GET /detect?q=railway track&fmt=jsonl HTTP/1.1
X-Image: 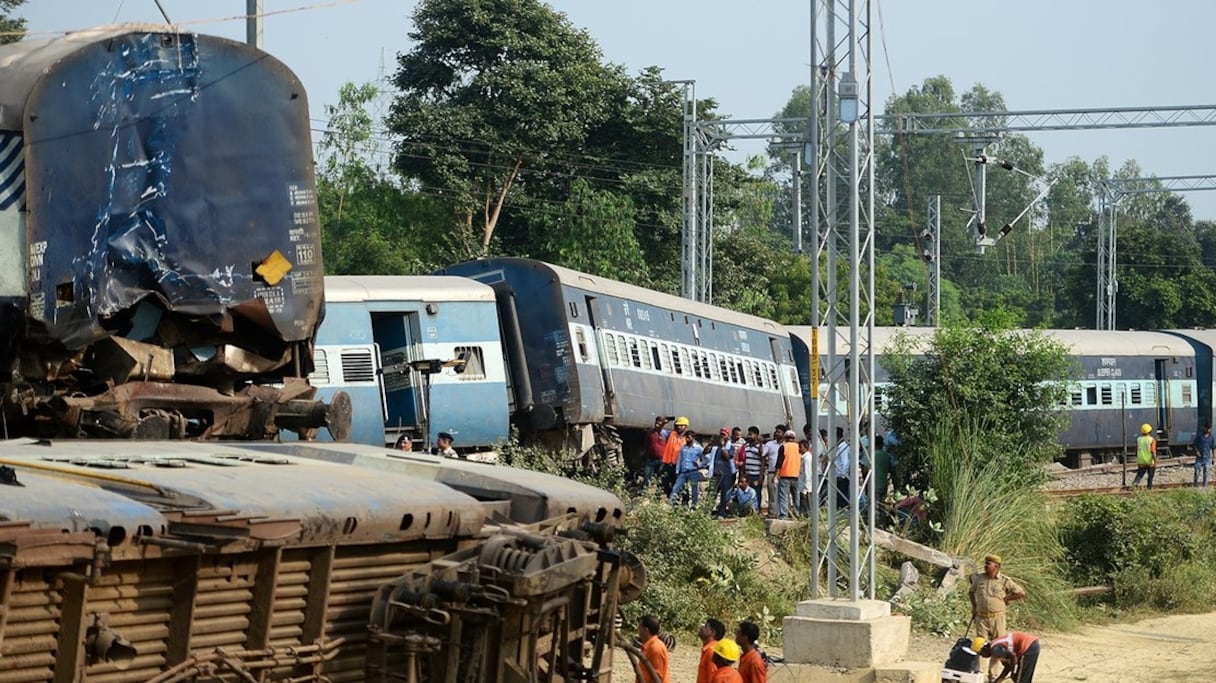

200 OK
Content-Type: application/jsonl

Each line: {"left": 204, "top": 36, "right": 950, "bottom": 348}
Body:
{"left": 1045, "top": 480, "right": 1199, "bottom": 497}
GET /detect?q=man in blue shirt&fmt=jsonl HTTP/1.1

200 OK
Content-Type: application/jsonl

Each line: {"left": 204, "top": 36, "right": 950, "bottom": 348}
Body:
{"left": 669, "top": 431, "right": 707, "bottom": 506}
{"left": 728, "top": 477, "right": 759, "bottom": 516}
{"left": 1194, "top": 423, "right": 1214, "bottom": 488}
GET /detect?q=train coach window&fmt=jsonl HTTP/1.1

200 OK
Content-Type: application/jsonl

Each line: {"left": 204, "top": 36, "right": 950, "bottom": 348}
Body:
{"left": 1085, "top": 386, "right": 1097, "bottom": 406}
{"left": 454, "top": 346, "right": 486, "bottom": 379}
{"left": 679, "top": 348, "right": 691, "bottom": 376}
{"left": 1183, "top": 384, "right": 1194, "bottom": 406}
{"left": 575, "top": 328, "right": 589, "bottom": 362}
{"left": 1130, "top": 384, "right": 1143, "bottom": 405}
{"left": 640, "top": 341, "right": 653, "bottom": 370}
{"left": 719, "top": 357, "right": 730, "bottom": 380}
{"left": 768, "top": 365, "right": 779, "bottom": 390}
{"left": 604, "top": 334, "right": 620, "bottom": 366}
{"left": 569, "top": 301, "right": 579, "bottom": 318}
{"left": 735, "top": 362, "right": 744, "bottom": 384}
{"left": 1100, "top": 385, "right": 1112, "bottom": 406}
{"left": 671, "top": 347, "right": 683, "bottom": 375}
{"left": 753, "top": 363, "right": 764, "bottom": 387}
{"left": 651, "top": 345, "right": 663, "bottom": 370}
{"left": 629, "top": 339, "right": 642, "bottom": 368}
{"left": 1070, "top": 388, "right": 1083, "bottom": 406}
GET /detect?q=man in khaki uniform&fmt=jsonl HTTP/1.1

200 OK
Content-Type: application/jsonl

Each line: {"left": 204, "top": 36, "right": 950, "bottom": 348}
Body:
{"left": 969, "top": 554, "right": 1026, "bottom": 682}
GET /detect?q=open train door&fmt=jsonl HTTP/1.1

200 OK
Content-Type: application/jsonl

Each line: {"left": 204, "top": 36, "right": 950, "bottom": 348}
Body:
{"left": 1155, "top": 357, "right": 1172, "bottom": 449}
{"left": 372, "top": 312, "right": 424, "bottom": 443}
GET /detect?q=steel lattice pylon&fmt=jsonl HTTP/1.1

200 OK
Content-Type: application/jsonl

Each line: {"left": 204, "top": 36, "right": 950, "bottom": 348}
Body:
{"left": 1095, "top": 174, "right": 1216, "bottom": 330}
{"left": 806, "top": 0, "right": 876, "bottom": 602}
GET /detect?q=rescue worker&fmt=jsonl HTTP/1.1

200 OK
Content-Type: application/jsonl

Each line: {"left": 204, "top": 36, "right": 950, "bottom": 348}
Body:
{"left": 980, "top": 631, "right": 1040, "bottom": 683}
{"left": 775, "top": 431, "right": 801, "bottom": 518}
{"left": 660, "top": 417, "right": 690, "bottom": 497}
{"left": 735, "top": 621, "right": 766, "bottom": 683}
{"left": 697, "top": 618, "right": 726, "bottom": 683}
{"left": 969, "top": 554, "right": 1026, "bottom": 683}
{"left": 709, "top": 638, "right": 744, "bottom": 683}
{"left": 636, "top": 614, "right": 669, "bottom": 683}
{"left": 1131, "top": 423, "right": 1157, "bottom": 489}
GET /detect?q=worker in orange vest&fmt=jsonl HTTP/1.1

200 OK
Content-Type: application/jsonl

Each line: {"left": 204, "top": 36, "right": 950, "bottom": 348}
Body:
{"left": 775, "top": 432, "right": 801, "bottom": 518}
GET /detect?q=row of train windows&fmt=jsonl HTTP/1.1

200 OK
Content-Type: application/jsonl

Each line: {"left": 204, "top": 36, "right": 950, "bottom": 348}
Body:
{"left": 599, "top": 330, "right": 782, "bottom": 390}
{"left": 309, "top": 345, "right": 487, "bottom": 385}
{"left": 1068, "top": 382, "right": 1176, "bottom": 407}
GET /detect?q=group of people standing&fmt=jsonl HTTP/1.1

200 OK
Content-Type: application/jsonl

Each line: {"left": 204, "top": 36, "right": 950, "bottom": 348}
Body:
{"left": 643, "top": 416, "right": 897, "bottom": 518}
{"left": 635, "top": 614, "right": 768, "bottom": 683}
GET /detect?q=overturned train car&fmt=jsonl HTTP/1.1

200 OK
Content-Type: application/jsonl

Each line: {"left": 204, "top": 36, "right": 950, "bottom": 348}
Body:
{"left": 0, "top": 27, "right": 347, "bottom": 441}
{"left": 0, "top": 439, "right": 636, "bottom": 682}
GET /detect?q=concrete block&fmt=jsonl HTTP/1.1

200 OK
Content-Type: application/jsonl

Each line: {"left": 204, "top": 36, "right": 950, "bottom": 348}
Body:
{"left": 940, "top": 669, "right": 984, "bottom": 683}
{"left": 874, "top": 661, "right": 943, "bottom": 683}
{"left": 783, "top": 613, "right": 911, "bottom": 668}
{"left": 795, "top": 598, "right": 892, "bottom": 621}
{"left": 768, "top": 662, "right": 874, "bottom": 683}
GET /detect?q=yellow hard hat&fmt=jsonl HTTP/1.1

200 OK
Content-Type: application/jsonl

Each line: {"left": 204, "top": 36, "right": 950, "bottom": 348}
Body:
{"left": 1141, "top": 423, "right": 1152, "bottom": 434}
{"left": 971, "top": 637, "right": 986, "bottom": 653}
{"left": 712, "top": 637, "right": 741, "bottom": 663}
{"left": 675, "top": 416, "right": 690, "bottom": 427}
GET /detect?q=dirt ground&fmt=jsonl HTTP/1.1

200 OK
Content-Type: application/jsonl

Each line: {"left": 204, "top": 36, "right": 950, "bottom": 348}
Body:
{"left": 612, "top": 610, "right": 1216, "bottom": 682}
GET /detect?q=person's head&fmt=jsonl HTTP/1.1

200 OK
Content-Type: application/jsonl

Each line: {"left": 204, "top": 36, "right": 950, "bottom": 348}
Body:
{"left": 1206, "top": 423, "right": 1212, "bottom": 434}
{"left": 394, "top": 434, "right": 412, "bottom": 451}
{"left": 710, "top": 434, "right": 724, "bottom": 448}
{"left": 639, "top": 614, "right": 660, "bottom": 641}
{"left": 684, "top": 430, "right": 697, "bottom": 445}
{"left": 836, "top": 426, "right": 845, "bottom": 440}
{"left": 981, "top": 643, "right": 1013, "bottom": 662}
{"left": 437, "top": 432, "right": 454, "bottom": 449}
{"left": 711, "top": 638, "right": 741, "bottom": 667}
{"left": 700, "top": 618, "right": 726, "bottom": 643}
{"left": 875, "top": 434, "right": 885, "bottom": 450}
{"left": 732, "top": 427, "right": 742, "bottom": 440}
{"left": 984, "top": 553, "right": 1002, "bottom": 577}
{"left": 799, "top": 439, "right": 810, "bottom": 454}
{"left": 736, "top": 477, "right": 751, "bottom": 490}
{"left": 674, "top": 416, "right": 690, "bottom": 433}
{"left": 654, "top": 416, "right": 666, "bottom": 430}
{"left": 803, "top": 423, "right": 812, "bottom": 438}
{"left": 785, "top": 431, "right": 797, "bottom": 443}
{"left": 1141, "top": 423, "right": 1153, "bottom": 435}
{"left": 747, "top": 426, "right": 760, "bottom": 441}
{"left": 819, "top": 428, "right": 828, "bottom": 442}
{"left": 774, "top": 425, "right": 787, "bottom": 439}
{"left": 735, "top": 621, "right": 760, "bottom": 651}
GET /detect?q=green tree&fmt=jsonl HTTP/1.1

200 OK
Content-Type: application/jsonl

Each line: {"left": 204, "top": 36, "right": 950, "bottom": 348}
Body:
{"left": 532, "top": 179, "right": 649, "bottom": 283}
{"left": 390, "top": 0, "right": 627, "bottom": 254}
{"left": 0, "top": 1, "right": 25, "bottom": 45}
{"left": 882, "top": 321, "right": 1073, "bottom": 484}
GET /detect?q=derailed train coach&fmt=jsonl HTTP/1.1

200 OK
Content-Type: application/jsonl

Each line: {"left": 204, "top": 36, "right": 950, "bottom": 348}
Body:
{"left": 438, "top": 258, "right": 805, "bottom": 466}
{"left": 790, "top": 325, "right": 1201, "bottom": 463}
{"left": 0, "top": 27, "right": 347, "bottom": 441}
{"left": 0, "top": 439, "right": 637, "bottom": 682}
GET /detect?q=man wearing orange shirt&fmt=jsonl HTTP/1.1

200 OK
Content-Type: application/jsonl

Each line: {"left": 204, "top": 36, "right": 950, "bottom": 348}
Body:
{"left": 660, "top": 417, "right": 689, "bottom": 497}
{"left": 735, "top": 621, "right": 766, "bottom": 683}
{"left": 709, "top": 638, "right": 744, "bottom": 683}
{"left": 697, "top": 618, "right": 726, "bottom": 683}
{"left": 636, "top": 614, "right": 669, "bottom": 683}
{"left": 980, "top": 631, "right": 1040, "bottom": 683}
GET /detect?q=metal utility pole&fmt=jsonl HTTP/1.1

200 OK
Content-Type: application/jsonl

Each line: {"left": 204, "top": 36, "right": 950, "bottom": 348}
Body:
{"left": 245, "top": 1, "right": 264, "bottom": 49}
{"left": 924, "top": 194, "right": 941, "bottom": 326}
{"left": 808, "top": 0, "right": 876, "bottom": 602}
{"left": 1095, "top": 174, "right": 1216, "bottom": 329}
{"left": 677, "top": 81, "right": 698, "bottom": 301}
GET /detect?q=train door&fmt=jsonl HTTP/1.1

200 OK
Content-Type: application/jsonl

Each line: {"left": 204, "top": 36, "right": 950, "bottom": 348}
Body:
{"left": 769, "top": 336, "right": 796, "bottom": 426}
{"left": 584, "top": 296, "right": 616, "bottom": 419}
{"left": 372, "top": 312, "right": 423, "bottom": 441}
{"left": 1155, "top": 358, "right": 1171, "bottom": 442}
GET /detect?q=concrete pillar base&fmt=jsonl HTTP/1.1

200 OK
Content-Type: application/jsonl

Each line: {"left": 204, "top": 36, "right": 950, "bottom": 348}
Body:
{"left": 782, "top": 599, "right": 911, "bottom": 668}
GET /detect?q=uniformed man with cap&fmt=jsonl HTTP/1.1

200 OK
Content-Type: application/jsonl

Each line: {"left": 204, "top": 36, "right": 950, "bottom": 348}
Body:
{"left": 969, "top": 553, "right": 1026, "bottom": 682}
{"left": 435, "top": 432, "right": 458, "bottom": 458}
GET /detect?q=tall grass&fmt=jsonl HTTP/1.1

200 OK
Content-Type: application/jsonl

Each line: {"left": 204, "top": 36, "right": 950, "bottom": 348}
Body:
{"left": 925, "top": 417, "right": 1079, "bottom": 631}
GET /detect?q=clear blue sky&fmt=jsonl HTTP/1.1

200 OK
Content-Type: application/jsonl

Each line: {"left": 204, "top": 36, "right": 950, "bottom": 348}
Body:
{"left": 24, "top": 0, "right": 1216, "bottom": 219}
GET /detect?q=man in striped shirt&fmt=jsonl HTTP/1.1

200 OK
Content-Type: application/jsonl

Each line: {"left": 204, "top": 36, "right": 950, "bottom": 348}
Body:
{"left": 741, "top": 426, "right": 766, "bottom": 510}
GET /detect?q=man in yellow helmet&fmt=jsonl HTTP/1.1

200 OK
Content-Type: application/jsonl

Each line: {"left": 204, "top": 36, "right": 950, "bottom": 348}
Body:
{"left": 709, "top": 638, "right": 743, "bottom": 683}
{"left": 1132, "top": 423, "right": 1157, "bottom": 489}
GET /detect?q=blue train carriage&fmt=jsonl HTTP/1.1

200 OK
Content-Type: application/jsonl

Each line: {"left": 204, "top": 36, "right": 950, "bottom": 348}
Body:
{"left": 1161, "top": 329, "right": 1216, "bottom": 442}
{"left": 1051, "top": 329, "right": 1197, "bottom": 462}
{"left": 308, "top": 276, "right": 509, "bottom": 450}
{"left": 438, "top": 258, "right": 804, "bottom": 467}
{"left": 0, "top": 26, "right": 345, "bottom": 440}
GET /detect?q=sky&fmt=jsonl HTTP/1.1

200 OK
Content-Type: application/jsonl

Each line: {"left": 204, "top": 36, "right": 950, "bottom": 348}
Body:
{"left": 23, "top": 0, "right": 1216, "bottom": 219}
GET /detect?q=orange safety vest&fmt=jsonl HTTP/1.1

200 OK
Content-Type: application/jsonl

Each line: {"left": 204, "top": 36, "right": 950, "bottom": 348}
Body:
{"left": 662, "top": 431, "right": 683, "bottom": 465}
{"left": 778, "top": 442, "right": 800, "bottom": 478}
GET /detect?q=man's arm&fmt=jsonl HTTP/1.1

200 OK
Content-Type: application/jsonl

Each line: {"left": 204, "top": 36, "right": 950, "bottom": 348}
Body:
{"left": 1006, "top": 578, "right": 1027, "bottom": 603}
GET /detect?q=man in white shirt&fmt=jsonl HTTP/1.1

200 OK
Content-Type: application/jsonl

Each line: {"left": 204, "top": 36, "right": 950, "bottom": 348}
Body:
{"left": 763, "top": 425, "right": 785, "bottom": 517}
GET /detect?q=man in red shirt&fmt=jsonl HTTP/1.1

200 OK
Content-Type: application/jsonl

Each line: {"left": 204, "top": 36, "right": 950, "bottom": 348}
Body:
{"left": 697, "top": 618, "right": 726, "bottom": 683}
{"left": 643, "top": 416, "right": 667, "bottom": 492}
{"left": 636, "top": 614, "right": 669, "bottom": 683}
{"left": 980, "top": 631, "right": 1040, "bottom": 683}
{"left": 735, "top": 621, "right": 766, "bottom": 683}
